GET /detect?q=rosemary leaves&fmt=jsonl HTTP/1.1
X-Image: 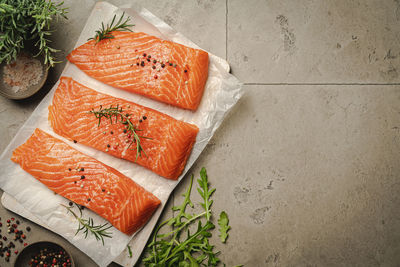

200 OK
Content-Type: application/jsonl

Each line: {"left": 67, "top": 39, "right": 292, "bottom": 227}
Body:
{"left": 89, "top": 105, "right": 151, "bottom": 161}
{"left": 88, "top": 12, "right": 134, "bottom": 44}
{"left": 62, "top": 204, "right": 112, "bottom": 245}
{"left": 0, "top": 0, "right": 68, "bottom": 66}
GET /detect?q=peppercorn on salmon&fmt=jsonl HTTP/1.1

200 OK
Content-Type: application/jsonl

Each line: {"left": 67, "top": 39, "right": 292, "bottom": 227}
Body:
{"left": 49, "top": 77, "right": 199, "bottom": 180}
{"left": 67, "top": 31, "right": 209, "bottom": 111}
{"left": 11, "top": 128, "right": 161, "bottom": 235}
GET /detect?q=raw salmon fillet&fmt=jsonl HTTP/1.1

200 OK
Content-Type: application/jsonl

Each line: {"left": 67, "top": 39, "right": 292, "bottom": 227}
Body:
{"left": 49, "top": 77, "right": 199, "bottom": 180}
{"left": 11, "top": 128, "right": 161, "bottom": 235}
{"left": 67, "top": 31, "right": 209, "bottom": 110}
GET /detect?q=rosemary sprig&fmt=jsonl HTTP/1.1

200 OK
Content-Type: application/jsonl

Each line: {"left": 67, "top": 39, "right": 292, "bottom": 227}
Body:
{"left": 89, "top": 104, "right": 151, "bottom": 161}
{"left": 127, "top": 245, "right": 133, "bottom": 258}
{"left": 62, "top": 204, "right": 112, "bottom": 245}
{"left": 88, "top": 12, "right": 133, "bottom": 44}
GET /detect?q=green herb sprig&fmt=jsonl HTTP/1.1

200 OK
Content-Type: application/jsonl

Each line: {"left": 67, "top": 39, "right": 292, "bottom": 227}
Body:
{"left": 127, "top": 245, "right": 133, "bottom": 258}
{"left": 143, "top": 167, "right": 235, "bottom": 267}
{"left": 88, "top": 12, "right": 133, "bottom": 44}
{"left": 218, "top": 211, "right": 230, "bottom": 243}
{"left": 0, "top": 0, "right": 68, "bottom": 66}
{"left": 89, "top": 104, "right": 151, "bottom": 161}
{"left": 62, "top": 204, "right": 112, "bottom": 245}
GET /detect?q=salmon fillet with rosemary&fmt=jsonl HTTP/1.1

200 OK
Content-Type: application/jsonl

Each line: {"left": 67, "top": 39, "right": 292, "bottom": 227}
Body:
{"left": 49, "top": 77, "right": 199, "bottom": 180}
{"left": 67, "top": 31, "right": 209, "bottom": 111}
{"left": 11, "top": 128, "right": 161, "bottom": 235}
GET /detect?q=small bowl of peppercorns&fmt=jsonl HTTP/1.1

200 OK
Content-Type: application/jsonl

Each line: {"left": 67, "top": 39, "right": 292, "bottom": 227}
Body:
{"left": 14, "top": 241, "right": 74, "bottom": 267}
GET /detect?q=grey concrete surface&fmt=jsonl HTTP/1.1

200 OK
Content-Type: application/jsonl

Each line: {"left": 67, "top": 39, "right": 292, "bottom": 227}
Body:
{"left": 1, "top": 0, "right": 400, "bottom": 266}
{"left": 228, "top": 0, "right": 400, "bottom": 84}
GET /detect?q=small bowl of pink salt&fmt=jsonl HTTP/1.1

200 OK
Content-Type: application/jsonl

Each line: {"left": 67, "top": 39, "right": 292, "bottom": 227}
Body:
{"left": 0, "top": 51, "right": 48, "bottom": 100}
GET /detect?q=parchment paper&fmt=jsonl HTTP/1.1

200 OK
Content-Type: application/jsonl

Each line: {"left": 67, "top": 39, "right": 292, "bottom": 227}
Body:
{"left": 0, "top": 2, "right": 242, "bottom": 266}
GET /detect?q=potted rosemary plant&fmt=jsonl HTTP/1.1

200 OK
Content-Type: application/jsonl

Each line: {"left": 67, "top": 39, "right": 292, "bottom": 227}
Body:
{"left": 0, "top": 0, "right": 67, "bottom": 99}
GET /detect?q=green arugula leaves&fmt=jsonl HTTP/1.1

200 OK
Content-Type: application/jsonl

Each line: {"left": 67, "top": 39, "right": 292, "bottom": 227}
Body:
{"left": 218, "top": 211, "right": 231, "bottom": 243}
{"left": 143, "top": 167, "right": 237, "bottom": 267}
{"left": 197, "top": 167, "right": 216, "bottom": 221}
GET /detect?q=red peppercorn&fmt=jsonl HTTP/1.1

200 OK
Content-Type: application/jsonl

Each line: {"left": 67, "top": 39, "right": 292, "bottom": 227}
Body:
{"left": 24, "top": 243, "right": 28, "bottom": 246}
{"left": 6, "top": 219, "right": 10, "bottom": 223}
{"left": 154, "top": 75, "right": 158, "bottom": 79}
{"left": 14, "top": 250, "right": 18, "bottom": 254}
{"left": 11, "top": 218, "right": 14, "bottom": 221}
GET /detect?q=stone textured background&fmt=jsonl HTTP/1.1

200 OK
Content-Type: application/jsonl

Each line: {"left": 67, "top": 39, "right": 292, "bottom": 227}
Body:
{"left": 1, "top": 0, "right": 399, "bottom": 266}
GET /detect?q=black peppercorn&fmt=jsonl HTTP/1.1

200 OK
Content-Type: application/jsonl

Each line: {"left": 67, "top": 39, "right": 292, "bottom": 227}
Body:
{"left": 73, "top": 140, "right": 77, "bottom": 143}
{"left": 81, "top": 175, "right": 85, "bottom": 179}
{"left": 143, "top": 116, "right": 147, "bottom": 120}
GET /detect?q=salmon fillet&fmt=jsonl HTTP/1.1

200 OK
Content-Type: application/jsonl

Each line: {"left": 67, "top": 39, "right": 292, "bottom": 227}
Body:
{"left": 11, "top": 128, "right": 161, "bottom": 235}
{"left": 67, "top": 31, "right": 209, "bottom": 111}
{"left": 49, "top": 77, "right": 199, "bottom": 180}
